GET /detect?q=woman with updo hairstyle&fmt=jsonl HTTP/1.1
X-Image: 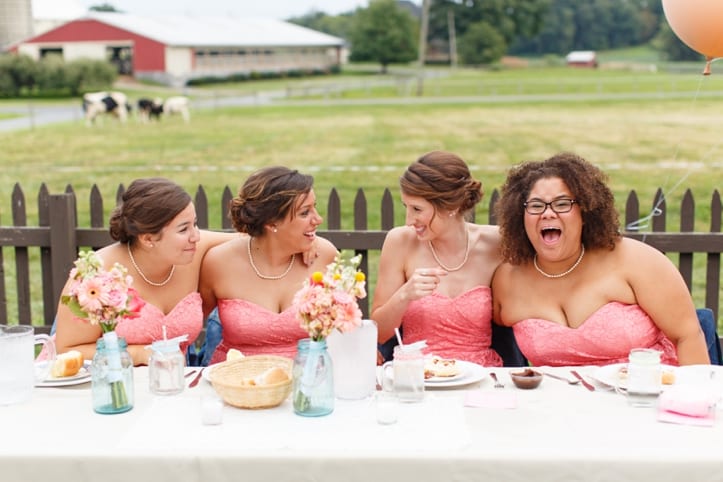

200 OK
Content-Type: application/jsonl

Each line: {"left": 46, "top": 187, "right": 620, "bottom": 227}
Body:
{"left": 54, "top": 177, "right": 238, "bottom": 366}
{"left": 200, "top": 166, "right": 338, "bottom": 363}
{"left": 372, "top": 151, "right": 505, "bottom": 366}
{"left": 492, "top": 152, "right": 709, "bottom": 366}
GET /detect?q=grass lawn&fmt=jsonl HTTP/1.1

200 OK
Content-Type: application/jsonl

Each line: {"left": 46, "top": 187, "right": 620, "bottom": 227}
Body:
{"left": 0, "top": 64, "right": 721, "bottom": 323}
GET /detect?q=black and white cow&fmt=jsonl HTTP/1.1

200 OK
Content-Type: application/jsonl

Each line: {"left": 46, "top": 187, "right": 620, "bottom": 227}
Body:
{"left": 137, "top": 98, "right": 164, "bottom": 123}
{"left": 82, "top": 91, "right": 130, "bottom": 125}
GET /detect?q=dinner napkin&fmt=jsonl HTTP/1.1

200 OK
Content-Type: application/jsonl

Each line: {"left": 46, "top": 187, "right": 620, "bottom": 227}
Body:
{"left": 657, "top": 387, "right": 716, "bottom": 427}
{"left": 464, "top": 390, "right": 517, "bottom": 409}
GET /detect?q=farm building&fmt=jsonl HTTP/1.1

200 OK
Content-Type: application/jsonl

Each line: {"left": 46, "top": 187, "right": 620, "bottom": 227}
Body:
{"left": 9, "top": 11, "right": 346, "bottom": 86}
{"left": 565, "top": 50, "right": 598, "bottom": 68}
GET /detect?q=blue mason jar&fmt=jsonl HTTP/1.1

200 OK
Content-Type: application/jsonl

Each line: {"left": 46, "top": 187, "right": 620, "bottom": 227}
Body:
{"left": 292, "top": 338, "right": 334, "bottom": 417}
{"left": 91, "top": 332, "right": 134, "bottom": 414}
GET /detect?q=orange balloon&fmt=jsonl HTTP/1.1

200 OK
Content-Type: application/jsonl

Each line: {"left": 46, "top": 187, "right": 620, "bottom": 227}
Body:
{"left": 662, "top": 0, "right": 723, "bottom": 74}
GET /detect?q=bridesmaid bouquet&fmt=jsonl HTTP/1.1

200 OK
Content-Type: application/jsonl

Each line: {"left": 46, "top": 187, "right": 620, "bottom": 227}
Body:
{"left": 294, "top": 252, "right": 367, "bottom": 341}
{"left": 62, "top": 250, "right": 144, "bottom": 333}
{"left": 62, "top": 250, "right": 144, "bottom": 410}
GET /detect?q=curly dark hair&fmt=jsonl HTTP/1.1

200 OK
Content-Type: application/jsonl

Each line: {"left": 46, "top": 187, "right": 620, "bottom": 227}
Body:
{"left": 495, "top": 152, "right": 620, "bottom": 265}
{"left": 400, "top": 151, "right": 483, "bottom": 224}
{"left": 109, "top": 177, "right": 191, "bottom": 244}
{"left": 228, "top": 166, "right": 314, "bottom": 237}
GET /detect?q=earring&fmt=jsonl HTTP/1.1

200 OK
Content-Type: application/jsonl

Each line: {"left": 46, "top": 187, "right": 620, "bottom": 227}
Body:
{"left": 273, "top": 228, "right": 278, "bottom": 233}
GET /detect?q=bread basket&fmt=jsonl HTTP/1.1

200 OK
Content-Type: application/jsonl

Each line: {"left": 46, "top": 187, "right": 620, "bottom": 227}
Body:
{"left": 210, "top": 355, "right": 293, "bottom": 409}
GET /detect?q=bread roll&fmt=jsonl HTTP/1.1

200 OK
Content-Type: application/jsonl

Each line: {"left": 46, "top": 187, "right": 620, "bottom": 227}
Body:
{"left": 240, "top": 366, "right": 290, "bottom": 386}
{"left": 226, "top": 348, "right": 244, "bottom": 361}
{"left": 256, "top": 366, "right": 290, "bottom": 385}
{"left": 51, "top": 350, "right": 84, "bottom": 377}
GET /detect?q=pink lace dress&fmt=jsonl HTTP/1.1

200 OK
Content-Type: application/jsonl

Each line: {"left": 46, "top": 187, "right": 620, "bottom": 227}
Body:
{"left": 401, "top": 286, "right": 502, "bottom": 366}
{"left": 512, "top": 302, "right": 678, "bottom": 367}
{"left": 114, "top": 292, "right": 203, "bottom": 356}
{"left": 209, "top": 298, "right": 308, "bottom": 364}
{"left": 39, "top": 292, "right": 203, "bottom": 360}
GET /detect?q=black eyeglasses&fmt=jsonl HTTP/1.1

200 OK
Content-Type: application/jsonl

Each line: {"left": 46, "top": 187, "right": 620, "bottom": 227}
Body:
{"left": 524, "top": 198, "right": 577, "bottom": 215}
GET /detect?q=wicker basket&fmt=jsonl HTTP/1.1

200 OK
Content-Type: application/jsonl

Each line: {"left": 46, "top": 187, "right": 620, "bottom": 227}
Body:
{"left": 210, "top": 355, "right": 293, "bottom": 409}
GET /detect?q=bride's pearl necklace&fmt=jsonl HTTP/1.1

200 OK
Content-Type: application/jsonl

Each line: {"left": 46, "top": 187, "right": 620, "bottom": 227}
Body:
{"left": 533, "top": 245, "right": 585, "bottom": 279}
{"left": 127, "top": 243, "right": 175, "bottom": 287}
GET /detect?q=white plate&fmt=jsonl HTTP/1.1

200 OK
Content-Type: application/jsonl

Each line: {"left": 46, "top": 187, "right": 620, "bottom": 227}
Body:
{"left": 591, "top": 363, "right": 677, "bottom": 390}
{"left": 35, "top": 361, "right": 91, "bottom": 387}
{"left": 424, "top": 361, "right": 486, "bottom": 388}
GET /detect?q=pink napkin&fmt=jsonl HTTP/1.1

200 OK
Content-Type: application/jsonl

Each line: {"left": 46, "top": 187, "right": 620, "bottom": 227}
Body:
{"left": 464, "top": 390, "right": 518, "bottom": 409}
{"left": 657, "top": 387, "right": 717, "bottom": 427}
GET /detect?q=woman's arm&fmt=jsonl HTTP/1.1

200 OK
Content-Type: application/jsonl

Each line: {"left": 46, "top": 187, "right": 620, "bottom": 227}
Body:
{"left": 623, "top": 239, "right": 710, "bottom": 365}
{"left": 371, "top": 228, "right": 446, "bottom": 343}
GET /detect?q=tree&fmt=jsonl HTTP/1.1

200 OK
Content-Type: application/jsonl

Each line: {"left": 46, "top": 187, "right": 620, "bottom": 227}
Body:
{"left": 89, "top": 3, "right": 121, "bottom": 12}
{"left": 427, "top": 0, "right": 550, "bottom": 63}
{"left": 458, "top": 21, "right": 507, "bottom": 65}
{"left": 287, "top": 10, "right": 355, "bottom": 40}
{"left": 349, "top": 0, "right": 418, "bottom": 73}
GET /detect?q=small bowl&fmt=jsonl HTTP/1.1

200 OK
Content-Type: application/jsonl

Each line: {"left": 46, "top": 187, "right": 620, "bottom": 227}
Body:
{"left": 510, "top": 369, "right": 543, "bottom": 389}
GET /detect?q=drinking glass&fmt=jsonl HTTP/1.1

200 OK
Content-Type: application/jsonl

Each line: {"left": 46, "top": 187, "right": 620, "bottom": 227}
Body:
{"left": 0, "top": 325, "right": 56, "bottom": 405}
{"left": 381, "top": 345, "right": 425, "bottom": 402}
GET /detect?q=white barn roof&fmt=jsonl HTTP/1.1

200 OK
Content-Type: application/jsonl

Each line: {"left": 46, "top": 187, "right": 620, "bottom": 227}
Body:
{"left": 85, "top": 12, "right": 345, "bottom": 48}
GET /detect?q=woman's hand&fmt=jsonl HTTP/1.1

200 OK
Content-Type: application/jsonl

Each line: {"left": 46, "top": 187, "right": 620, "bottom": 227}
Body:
{"left": 402, "top": 267, "right": 447, "bottom": 301}
{"left": 301, "top": 238, "right": 320, "bottom": 266}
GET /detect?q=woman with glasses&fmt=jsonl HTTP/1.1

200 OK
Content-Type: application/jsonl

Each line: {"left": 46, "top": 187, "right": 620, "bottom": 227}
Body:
{"left": 492, "top": 152, "right": 709, "bottom": 366}
{"left": 372, "top": 151, "right": 505, "bottom": 367}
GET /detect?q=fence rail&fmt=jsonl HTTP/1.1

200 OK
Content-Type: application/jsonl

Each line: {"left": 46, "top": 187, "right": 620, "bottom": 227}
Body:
{"left": 0, "top": 183, "right": 721, "bottom": 334}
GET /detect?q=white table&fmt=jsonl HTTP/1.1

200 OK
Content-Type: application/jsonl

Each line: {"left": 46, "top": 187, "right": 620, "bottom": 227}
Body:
{"left": 2, "top": 366, "right": 722, "bottom": 482}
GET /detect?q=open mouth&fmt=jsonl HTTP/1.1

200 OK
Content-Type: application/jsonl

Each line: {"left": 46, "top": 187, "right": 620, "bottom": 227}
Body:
{"left": 541, "top": 227, "right": 561, "bottom": 243}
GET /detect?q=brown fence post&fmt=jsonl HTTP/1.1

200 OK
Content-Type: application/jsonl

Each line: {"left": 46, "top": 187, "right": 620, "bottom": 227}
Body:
{"left": 48, "top": 194, "right": 78, "bottom": 314}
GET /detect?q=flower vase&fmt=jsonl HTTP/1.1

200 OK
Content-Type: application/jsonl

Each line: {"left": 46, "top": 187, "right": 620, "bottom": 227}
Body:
{"left": 292, "top": 338, "right": 334, "bottom": 417}
{"left": 91, "top": 332, "right": 134, "bottom": 414}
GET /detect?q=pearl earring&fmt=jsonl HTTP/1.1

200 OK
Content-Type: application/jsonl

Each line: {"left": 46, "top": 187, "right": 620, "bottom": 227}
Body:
{"left": 273, "top": 228, "right": 278, "bottom": 233}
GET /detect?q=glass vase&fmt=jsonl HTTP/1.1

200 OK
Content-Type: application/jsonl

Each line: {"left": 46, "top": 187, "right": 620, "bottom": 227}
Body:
{"left": 91, "top": 332, "right": 134, "bottom": 414}
{"left": 292, "top": 338, "right": 334, "bottom": 417}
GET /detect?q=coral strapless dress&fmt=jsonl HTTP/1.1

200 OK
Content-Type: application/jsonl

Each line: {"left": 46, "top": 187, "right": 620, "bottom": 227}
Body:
{"left": 401, "top": 286, "right": 502, "bottom": 366}
{"left": 114, "top": 291, "right": 203, "bottom": 356}
{"left": 209, "top": 298, "right": 308, "bottom": 364}
{"left": 512, "top": 302, "right": 678, "bottom": 367}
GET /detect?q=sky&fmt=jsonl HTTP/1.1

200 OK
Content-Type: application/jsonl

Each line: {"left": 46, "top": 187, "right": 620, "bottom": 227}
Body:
{"left": 71, "top": 0, "right": 390, "bottom": 19}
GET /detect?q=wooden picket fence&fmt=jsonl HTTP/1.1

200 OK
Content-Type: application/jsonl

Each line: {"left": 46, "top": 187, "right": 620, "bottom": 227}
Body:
{"left": 0, "top": 183, "right": 721, "bottom": 334}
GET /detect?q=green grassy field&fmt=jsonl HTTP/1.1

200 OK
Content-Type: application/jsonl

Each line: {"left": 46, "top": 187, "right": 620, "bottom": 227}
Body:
{"left": 0, "top": 64, "right": 721, "bottom": 324}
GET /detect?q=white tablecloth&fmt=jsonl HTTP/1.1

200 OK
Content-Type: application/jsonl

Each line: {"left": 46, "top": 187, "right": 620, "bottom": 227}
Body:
{"left": 2, "top": 366, "right": 723, "bottom": 482}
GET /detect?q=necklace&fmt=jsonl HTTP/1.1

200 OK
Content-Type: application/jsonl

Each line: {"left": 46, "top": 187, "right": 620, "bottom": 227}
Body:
{"left": 428, "top": 226, "right": 470, "bottom": 272}
{"left": 533, "top": 245, "right": 585, "bottom": 279}
{"left": 126, "top": 243, "right": 176, "bottom": 287}
{"left": 247, "top": 237, "right": 296, "bottom": 280}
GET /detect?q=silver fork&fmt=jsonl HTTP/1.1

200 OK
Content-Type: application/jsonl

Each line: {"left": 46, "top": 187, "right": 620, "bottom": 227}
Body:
{"left": 541, "top": 371, "right": 580, "bottom": 385}
{"left": 490, "top": 372, "right": 505, "bottom": 388}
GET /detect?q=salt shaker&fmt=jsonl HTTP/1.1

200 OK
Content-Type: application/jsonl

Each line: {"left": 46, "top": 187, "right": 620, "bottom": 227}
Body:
{"left": 149, "top": 336, "right": 186, "bottom": 395}
{"left": 624, "top": 348, "right": 662, "bottom": 407}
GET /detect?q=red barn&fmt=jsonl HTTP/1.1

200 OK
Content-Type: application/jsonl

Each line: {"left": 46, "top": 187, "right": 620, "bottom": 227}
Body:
{"left": 11, "top": 12, "right": 345, "bottom": 86}
{"left": 565, "top": 50, "right": 598, "bottom": 68}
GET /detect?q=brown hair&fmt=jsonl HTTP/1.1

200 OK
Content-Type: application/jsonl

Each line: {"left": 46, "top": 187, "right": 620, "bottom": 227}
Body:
{"left": 229, "top": 166, "right": 314, "bottom": 237}
{"left": 400, "top": 151, "right": 483, "bottom": 221}
{"left": 495, "top": 152, "right": 620, "bottom": 265}
{"left": 108, "top": 177, "right": 192, "bottom": 244}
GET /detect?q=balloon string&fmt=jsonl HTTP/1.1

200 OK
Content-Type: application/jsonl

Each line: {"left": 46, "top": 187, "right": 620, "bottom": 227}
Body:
{"left": 625, "top": 70, "right": 721, "bottom": 238}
